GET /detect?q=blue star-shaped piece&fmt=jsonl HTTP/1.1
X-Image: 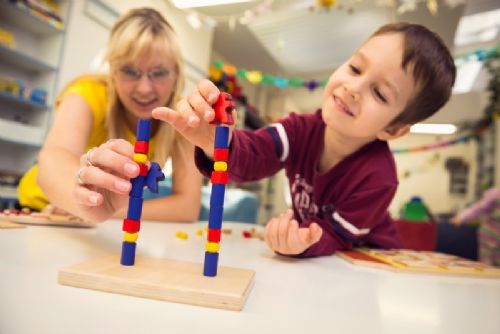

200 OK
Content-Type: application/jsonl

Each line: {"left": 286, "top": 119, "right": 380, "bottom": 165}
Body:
{"left": 145, "top": 162, "right": 165, "bottom": 193}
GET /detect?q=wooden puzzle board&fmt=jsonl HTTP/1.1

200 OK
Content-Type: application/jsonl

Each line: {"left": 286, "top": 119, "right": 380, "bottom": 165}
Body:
{"left": 0, "top": 213, "right": 96, "bottom": 228}
{"left": 337, "top": 248, "right": 500, "bottom": 279}
{"left": 59, "top": 255, "right": 255, "bottom": 311}
{"left": 0, "top": 219, "right": 25, "bottom": 229}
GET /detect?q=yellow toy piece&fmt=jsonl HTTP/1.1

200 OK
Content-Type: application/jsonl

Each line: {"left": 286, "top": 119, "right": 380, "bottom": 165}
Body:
{"left": 123, "top": 232, "right": 138, "bottom": 242}
{"left": 133, "top": 153, "right": 148, "bottom": 163}
{"left": 213, "top": 161, "right": 227, "bottom": 172}
{"left": 196, "top": 229, "right": 203, "bottom": 236}
{"left": 205, "top": 242, "right": 220, "bottom": 253}
{"left": 176, "top": 231, "right": 188, "bottom": 240}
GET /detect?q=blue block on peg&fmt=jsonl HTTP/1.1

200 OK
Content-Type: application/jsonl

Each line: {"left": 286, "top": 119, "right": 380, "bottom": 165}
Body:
{"left": 203, "top": 251, "right": 219, "bottom": 277}
{"left": 130, "top": 176, "right": 145, "bottom": 198}
{"left": 214, "top": 126, "right": 229, "bottom": 148}
{"left": 127, "top": 197, "right": 143, "bottom": 220}
{"left": 208, "top": 205, "right": 223, "bottom": 230}
{"left": 120, "top": 241, "right": 136, "bottom": 266}
{"left": 136, "top": 119, "right": 151, "bottom": 141}
{"left": 210, "top": 184, "right": 225, "bottom": 207}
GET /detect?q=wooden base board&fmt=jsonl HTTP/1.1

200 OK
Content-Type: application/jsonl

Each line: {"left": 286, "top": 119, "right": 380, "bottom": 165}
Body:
{"left": 58, "top": 255, "right": 255, "bottom": 311}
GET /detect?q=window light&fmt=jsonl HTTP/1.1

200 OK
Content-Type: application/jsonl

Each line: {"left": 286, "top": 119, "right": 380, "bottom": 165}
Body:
{"left": 171, "top": 0, "right": 253, "bottom": 9}
{"left": 410, "top": 124, "right": 457, "bottom": 135}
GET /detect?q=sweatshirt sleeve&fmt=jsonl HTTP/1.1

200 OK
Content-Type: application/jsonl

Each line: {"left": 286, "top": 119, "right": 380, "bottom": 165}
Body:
{"left": 195, "top": 115, "right": 298, "bottom": 182}
{"left": 297, "top": 183, "right": 398, "bottom": 257}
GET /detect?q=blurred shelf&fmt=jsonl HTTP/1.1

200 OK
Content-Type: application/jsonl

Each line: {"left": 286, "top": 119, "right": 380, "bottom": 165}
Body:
{"left": 0, "top": 0, "right": 64, "bottom": 36}
{"left": 0, "top": 90, "right": 48, "bottom": 111}
{"left": 0, "top": 118, "right": 43, "bottom": 147}
{"left": 0, "top": 185, "right": 17, "bottom": 200}
{"left": 0, "top": 45, "right": 56, "bottom": 73}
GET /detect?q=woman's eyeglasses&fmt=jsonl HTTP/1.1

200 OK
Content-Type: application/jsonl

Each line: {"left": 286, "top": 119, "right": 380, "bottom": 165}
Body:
{"left": 118, "top": 66, "right": 172, "bottom": 83}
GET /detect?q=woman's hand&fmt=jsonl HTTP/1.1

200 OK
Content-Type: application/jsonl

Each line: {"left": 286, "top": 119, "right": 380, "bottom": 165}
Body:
{"left": 73, "top": 139, "right": 140, "bottom": 223}
{"left": 264, "top": 209, "right": 323, "bottom": 255}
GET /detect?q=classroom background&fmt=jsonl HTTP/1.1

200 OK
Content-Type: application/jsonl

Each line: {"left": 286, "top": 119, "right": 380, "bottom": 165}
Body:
{"left": 0, "top": 0, "right": 499, "bottom": 259}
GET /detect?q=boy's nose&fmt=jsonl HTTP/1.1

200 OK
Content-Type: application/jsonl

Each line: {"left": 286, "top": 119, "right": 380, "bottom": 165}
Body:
{"left": 343, "top": 84, "right": 360, "bottom": 102}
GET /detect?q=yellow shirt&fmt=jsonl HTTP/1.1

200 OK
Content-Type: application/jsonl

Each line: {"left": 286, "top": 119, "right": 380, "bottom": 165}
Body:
{"left": 17, "top": 77, "right": 157, "bottom": 210}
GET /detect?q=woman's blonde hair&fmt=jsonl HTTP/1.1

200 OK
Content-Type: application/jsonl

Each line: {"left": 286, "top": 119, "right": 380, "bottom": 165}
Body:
{"left": 105, "top": 7, "right": 185, "bottom": 166}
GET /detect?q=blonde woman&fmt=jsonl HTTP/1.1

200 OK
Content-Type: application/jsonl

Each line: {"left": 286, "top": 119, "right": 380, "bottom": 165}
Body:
{"left": 18, "top": 8, "right": 201, "bottom": 223}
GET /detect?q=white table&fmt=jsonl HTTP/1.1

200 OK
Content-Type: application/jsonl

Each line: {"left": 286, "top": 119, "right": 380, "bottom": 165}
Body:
{"left": 1, "top": 220, "right": 499, "bottom": 334}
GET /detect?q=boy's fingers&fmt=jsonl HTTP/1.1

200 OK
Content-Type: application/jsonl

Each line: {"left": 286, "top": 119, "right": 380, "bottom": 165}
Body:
{"left": 151, "top": 106, "right": 180, "bottom": 124}
{"left": 264, "top": 218, "right": 277, "bottom": 250}
{"left": 188, "top": 91, "right": 215, "bottom": 123}
{"left": 308, "top": 223, "right": 323, "bottom": 244}
{"left": 277, "top": 215, "right": 290, "bottom": 250}
{"left": 198, "top": 79, "right": 220, "bottom": 104}
{"left": 287, "top": 220, "right": 302, "bottom": 250}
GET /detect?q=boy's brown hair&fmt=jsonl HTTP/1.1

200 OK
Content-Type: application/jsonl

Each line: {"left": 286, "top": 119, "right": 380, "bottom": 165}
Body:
{"left": 372, "top": 23, "right": 456, "bottom": 126}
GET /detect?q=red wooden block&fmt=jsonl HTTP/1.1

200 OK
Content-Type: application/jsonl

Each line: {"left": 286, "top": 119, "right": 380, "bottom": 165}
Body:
{"left": 207, "top": 228, "right": 221, "bottom": 242}
{"left": 123, "top": 218, "right": 141, "bottom": 233}
{"left": 134, "top": 141, "right": 149, "bottom": 154}
{"left": 211, "top": 171, "right": 228, "bottom": 184}
{"left": 242, "top": 230, "right": 252, "bottom": 238}
{"left": 213, "top": 148, "right": 229, "bottom": 162}
{"left": 138, "top": 163, "right": 148, "bottom": 176}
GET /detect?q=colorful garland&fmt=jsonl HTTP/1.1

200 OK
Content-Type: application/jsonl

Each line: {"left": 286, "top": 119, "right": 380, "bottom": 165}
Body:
{"left": 391, "top": 134, "right": 472, "bottom": 154}
{"left": 211, "top": 45, "right": 499, "bottom": 91}
{"left": 210, "top": 61, "right": 327, "bottom": 92}
{"left": 391, "top": 116, "right": 499, "bottom": 154}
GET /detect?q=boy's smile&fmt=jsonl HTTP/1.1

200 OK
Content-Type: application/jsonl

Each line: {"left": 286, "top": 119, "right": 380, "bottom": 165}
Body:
{"left": 322, "top": 33, "right": 417, "bottom": 145}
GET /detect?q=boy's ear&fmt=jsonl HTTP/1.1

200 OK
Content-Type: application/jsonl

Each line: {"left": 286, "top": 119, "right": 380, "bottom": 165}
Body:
{"left": 377, "top": 124, "right": 411, "bottom": 141}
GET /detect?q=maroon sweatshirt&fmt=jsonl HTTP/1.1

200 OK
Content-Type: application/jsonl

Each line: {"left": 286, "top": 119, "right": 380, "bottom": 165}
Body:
{"left": 196, "top": 110, "right": 402, "bottom": 257}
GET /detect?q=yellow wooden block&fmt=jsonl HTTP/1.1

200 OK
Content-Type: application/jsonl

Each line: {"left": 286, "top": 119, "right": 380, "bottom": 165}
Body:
{"left": 206, "top": 242, "right": 220, "bottom": 253}
{"left": 133, "top": 153, "right": 148, "bottom": 163}
{"left": 124, "top": 232, "right": 138, "bottom": 242}
{"left": 213, "top": 161, "right": 227, "bottom": 172}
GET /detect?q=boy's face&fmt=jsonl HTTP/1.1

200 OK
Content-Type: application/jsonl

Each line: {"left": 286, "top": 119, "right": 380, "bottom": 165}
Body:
{"left": 322, "top": 33, "right": 417, "bottom": 142}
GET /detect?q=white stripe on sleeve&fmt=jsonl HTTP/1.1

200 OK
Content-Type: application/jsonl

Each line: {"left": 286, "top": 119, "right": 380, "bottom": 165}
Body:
{"left": 271, "top": 123, "right": 290, "bottom": 162}
{"left": 332, "top": 211, "right": 370, "bottom": 236}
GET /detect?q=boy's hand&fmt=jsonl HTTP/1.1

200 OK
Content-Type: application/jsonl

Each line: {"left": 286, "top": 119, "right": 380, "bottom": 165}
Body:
{"left": 152, "top": 79, "right": 234, "bottom": 157}
{"left": 264, "top": 209, "right": 323, "bottom": 255}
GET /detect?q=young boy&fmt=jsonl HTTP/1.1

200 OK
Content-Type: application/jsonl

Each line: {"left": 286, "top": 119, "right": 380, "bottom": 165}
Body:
{"left": 152, "top": 23, "right": 456, "bottom": 257}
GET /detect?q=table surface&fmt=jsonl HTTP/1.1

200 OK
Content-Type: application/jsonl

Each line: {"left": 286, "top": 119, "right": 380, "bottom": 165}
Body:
{"left": 1, "top": 220, "right": 499, "bottom": 334}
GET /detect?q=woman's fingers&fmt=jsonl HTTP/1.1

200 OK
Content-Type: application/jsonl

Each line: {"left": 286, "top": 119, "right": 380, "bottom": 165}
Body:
{"left": 73, "top": 184, "right": 103, "bottom": 206}
{"left": 76, "top": 165, "right": 132, "bottom": 195}
{"left": 80, "top": 140, "right": 138, "bottom": 178}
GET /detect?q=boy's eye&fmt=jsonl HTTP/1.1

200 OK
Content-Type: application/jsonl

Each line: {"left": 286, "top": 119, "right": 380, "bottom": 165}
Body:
{"left": 373, "top": 87, "right": 387, "bottom": 103}
{"left": 349, "top": 64, "right": 361, "bottom": 75}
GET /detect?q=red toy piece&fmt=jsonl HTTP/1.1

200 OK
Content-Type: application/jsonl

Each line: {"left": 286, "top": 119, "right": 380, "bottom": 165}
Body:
{"left": 213, "top": 148, "right": 229, "bottom": 162}
{"left": 210, "top": 92, "right": 235, "bottom": 126}
{"left": 211, "top": 171, "right": 228, "bottom": 184}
